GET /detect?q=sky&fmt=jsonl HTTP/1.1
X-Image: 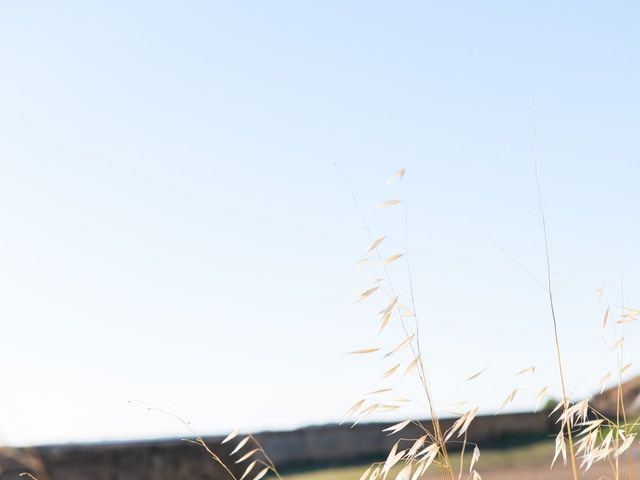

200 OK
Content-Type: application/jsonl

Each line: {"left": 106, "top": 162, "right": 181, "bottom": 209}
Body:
{"left": 0, "top": 1, "right": 639, "bottom": 445}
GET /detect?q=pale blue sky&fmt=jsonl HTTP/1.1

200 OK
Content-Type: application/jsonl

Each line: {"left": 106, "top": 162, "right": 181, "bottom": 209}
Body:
{"left": 0, "top": 1, "right": 639, "bottom": 445}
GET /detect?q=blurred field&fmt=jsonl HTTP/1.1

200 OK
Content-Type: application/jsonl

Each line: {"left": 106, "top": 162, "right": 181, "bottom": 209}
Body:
{"left": 283, "top": 440, "right": 640, "bottom": 480}
{"left": 283, "top": 440, "right": 552, "bottom": 480}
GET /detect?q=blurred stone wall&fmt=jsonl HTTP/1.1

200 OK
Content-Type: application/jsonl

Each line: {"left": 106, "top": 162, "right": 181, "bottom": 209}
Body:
{"left": 590, "top": 376, "right": 640, "bottom": 417}
{"left": 1, "top": 411, "right": 553, "bottom": 480}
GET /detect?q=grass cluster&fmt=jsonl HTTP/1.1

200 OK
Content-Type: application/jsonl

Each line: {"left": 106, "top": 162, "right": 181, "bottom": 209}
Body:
{"left": 213, "top": 167, "right": 638, "bottom": 480}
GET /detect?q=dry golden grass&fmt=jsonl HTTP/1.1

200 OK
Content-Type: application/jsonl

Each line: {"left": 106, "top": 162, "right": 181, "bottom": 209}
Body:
{"left": 207, "top": 166, "right": 640, "bottom": 480}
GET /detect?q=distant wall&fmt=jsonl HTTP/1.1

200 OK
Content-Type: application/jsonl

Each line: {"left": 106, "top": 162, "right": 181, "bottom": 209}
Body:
{"left": 591, "top": 376, "right": 640, "bottom": 417}
{"left": 251, "top": 410, "right": 552, "bottom": 467}
{"left": 0, "top": 411, "right": 554, "bottom": 480}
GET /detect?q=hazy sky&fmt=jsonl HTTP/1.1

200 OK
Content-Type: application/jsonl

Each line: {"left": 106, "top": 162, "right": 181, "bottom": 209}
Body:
{"left": 1, "top": 1, "right": 639, "bottom": 445}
